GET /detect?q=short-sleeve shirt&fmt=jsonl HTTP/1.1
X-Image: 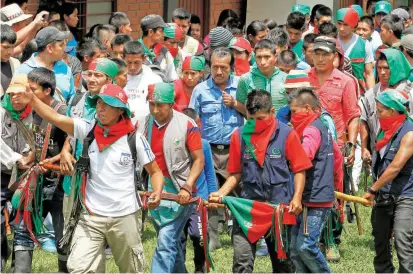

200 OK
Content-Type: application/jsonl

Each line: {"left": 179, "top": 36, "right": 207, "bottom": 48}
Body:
{"left": 73, "top": 118, "right": 155, "bottom": 217}
{"left": 338, "top": 33, "right": 374, "bottom": 64}
{"left": 227, "top": 126, "right": 312, "bottom": 174}
{"left": 308, "top": 68, "right": 361, "bottom": 147}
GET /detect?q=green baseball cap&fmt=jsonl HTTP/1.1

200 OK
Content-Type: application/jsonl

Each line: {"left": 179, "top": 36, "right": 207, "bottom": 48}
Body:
{"left": 292, "top": 4, "right": 310, "bottom": 16}
{"left": 147, "top": 83, "right": 175, "bottom": 104}
{"left": 375, "top": 1, "right": 392, "bottom": 15}
{"left": 87, "top": 84, "right": 132, "bottom": 117}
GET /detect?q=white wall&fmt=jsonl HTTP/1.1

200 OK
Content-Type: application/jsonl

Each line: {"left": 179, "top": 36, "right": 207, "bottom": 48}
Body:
{"left": 246, "top": 0, "right": 335, "bottom": 26}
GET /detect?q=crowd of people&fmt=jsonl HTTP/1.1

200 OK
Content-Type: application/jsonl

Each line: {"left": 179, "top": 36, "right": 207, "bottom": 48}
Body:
{"left": 1, "top": 0, "right": 413, "bottom": 273}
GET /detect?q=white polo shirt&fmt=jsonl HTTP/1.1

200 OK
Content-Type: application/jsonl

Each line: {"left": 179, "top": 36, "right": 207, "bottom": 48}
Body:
{"left": 73, "top": 118, "right": 155, "bottom": 217}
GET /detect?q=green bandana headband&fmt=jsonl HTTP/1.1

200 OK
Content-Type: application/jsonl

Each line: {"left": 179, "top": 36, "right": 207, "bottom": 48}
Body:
{"left": 88, "top": 58, "right": 119, "bottom": 79}
{"left": 376, "top": 89, "right": 408, "bottom": 113}
{"left": 147, "top": 83, "right": 175, "bottom": 103}
{"left": 182, "top": 56, "right": 206, "bottom": 71}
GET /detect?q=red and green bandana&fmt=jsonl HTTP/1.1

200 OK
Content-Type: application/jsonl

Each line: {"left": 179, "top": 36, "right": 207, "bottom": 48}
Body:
{"left": 88, "top": 58, "right": 119, "bottom": 79}
{"left": 348, "top": 5, "right": 363, "bottom": 17}
{"left": 241, "top": 117, "right": 276, "bottom": 167}
{"left": 182, "top": 56, "right": 206, "bottom": 71}
{"left": 336, "top": 8, "right": 359, "bottom": 28}
{"left": 147, "top": 83, "right": 175, "bottom": 103}
{"left": 164, "top": 23, "right": 184, "bottom": 41}
{"left": 94, "top": 118, "right": 135, "bottom": 152}
{"left": 1, "top": 94, "right": 32, "bottom": 120}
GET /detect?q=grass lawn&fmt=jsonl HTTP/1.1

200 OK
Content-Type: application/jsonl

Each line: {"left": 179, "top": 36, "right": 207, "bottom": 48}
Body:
{"left": 4, "top": 203, "right": 399, "bottom": 273}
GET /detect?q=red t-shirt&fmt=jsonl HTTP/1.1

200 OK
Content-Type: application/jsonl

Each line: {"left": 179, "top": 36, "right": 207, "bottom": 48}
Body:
{"left": 151, "top": 120, "right": 202, "bottom": 178}
{"left": 227, "top": 126, "right": 313, "bottom": 174}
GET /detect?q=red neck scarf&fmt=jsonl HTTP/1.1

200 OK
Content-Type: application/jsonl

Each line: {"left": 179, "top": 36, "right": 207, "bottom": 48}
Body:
{"left": 242, "top": 117, "right": 276, "bottom": 167}
{"left": 94, "top": 118, "right": 135, "bottom": 152}
{"left": 376, "top": 114, "right": 406, "bottom": 151}
{"left": 234, "top": 58, "right": 250, "bottom": 76}
{"left": 290, "top": 112, "right": 320, "bottom": 137}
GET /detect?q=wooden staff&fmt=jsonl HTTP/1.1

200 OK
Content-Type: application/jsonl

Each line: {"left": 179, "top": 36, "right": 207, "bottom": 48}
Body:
{"left": 40, "top": 163, "right": 61, "bottom": 171}
{"left": 335, "top": 191, "right": 371, "bottom": 207}
{"left": 137, "top": 191, "right": 225, "bottom": 208}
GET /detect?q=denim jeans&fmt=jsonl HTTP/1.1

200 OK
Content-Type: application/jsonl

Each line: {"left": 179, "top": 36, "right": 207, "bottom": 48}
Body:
{"left": 151, "top": 203, "right": 195, "bottom": 273}
{"left": 371, "top": 194, "right": 413, "bottom": 273}
{"left": 290, "top": 207, "right": 331, "bottom": 273}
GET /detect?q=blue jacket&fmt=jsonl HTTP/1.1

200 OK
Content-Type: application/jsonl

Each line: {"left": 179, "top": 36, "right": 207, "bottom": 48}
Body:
{"left": 373, "top": 120, "right": 413, "bottom": 197}
{"left": 195, "top": 139, "right": 218, "bottom": 200}
{"left": 302, "top": 119, "right": 335, "bottom": 203}
{"left": 240, "top": 121, "right": 293, "bottom": 204}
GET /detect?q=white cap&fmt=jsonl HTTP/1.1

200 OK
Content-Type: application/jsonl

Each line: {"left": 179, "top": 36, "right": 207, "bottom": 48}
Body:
{"left": 0, "top": 4, "right": 32, "bottom": 26}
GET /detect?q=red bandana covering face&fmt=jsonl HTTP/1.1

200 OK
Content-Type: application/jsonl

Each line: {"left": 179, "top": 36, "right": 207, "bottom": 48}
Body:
{"left": 166, "top": 45, "right": 179, "bottom": 58}
{"left": 376, "top": 114, "right": 406, "bottom": 151}
{"left": 242, "top": 117, "right": 276, "bottom": 167}
{"left": 94, "top": 118, "right": 135, "bottom": 152}
{"left": 234, "top": 58, "right": 250, "bottom": 76}
{"left": 291, "top": 112, "right": 319, "bottom": 137}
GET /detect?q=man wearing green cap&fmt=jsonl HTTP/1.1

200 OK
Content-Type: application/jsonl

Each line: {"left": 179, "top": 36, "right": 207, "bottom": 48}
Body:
{"left": 362, "top": 89, "right": 413, "bottom": 273}
{"left": 374, "top": 1, "right": 392, "bottom": 31}
{"left": 158, "top": 23, "right": 186, "bottom": 76}
{"left": 174, "top": 55, "right": 205, "bottom": 112}
{"left": 360, "top": 49, "right": 412, "bottom": 166}
{"left": 16, "top": 82, "right": 164, "bottom": 273}
{"left": 337, "top": 7, "right": 376, "bottom": 94}
{"left": 136, "top": 82, "right": 205, "bottom": 273}
{"left": 286, "top": 12, "right": 306, "bottom": 61}
{"left": 292, "top": 4, "right": 311, "bottom": 37}
{"left": 59, "top": 58, "right": 118, "bottom": 199}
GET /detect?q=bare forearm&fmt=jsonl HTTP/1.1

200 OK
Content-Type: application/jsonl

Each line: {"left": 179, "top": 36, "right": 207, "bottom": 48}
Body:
{"left": 14, "top": 22, "right": 38, "bottom": 47}
{"left": 360, "top": 121, "right": 369, "bottom": 151}
{"left": 218, "top": 173, "right": 241, "bottom": 196}
{"left": 62, "top": 137, "right": 72, "bottom": 154}
{"left": 366, "top": 72, "right": 375, "bottom": 90}
{"left": 293, "top": 171, "right": 305, "bottom": 199}
{"left": 150, "top": 171, "right": 164, "bottom": 194}
{"left": 30, "top": 96, "right": 74, "bottom": 135}
{"left": 186, "top": 157, "right": 204, "bottom": 188}
{"left": 371, "top": 166, "right": 402, "bottom": 192}
{"left": 347, "top": 117, "right": 360, "bottom": 144}
{"left": 234, "top": 101, "right": 247, "bottom": 117}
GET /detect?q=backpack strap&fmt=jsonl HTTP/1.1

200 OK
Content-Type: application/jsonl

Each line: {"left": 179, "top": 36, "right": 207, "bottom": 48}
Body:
{"left": 127, "top": 130, "right": 137, "bottom": 166}
{"left": 40, "top": 102, "right": 65, "bottom": 161}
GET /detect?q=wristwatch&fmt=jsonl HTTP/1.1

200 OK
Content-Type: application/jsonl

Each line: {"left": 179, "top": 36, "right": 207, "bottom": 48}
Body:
{"left": 367, "top": 187, "right": 378, "bottom": 195}
{"left": 346, "top": 141, "right": 356, "bottom": 149}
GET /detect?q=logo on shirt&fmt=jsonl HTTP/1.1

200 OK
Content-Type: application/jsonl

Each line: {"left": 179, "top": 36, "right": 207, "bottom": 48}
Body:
{"left": 120, "top": 152, "right": 132, "bottom": 166}
{"left": 173, "top": 137, "right": 181, "bottom": 146}
{"left": 270, "top": 148, "right": 282, "bottom": 159}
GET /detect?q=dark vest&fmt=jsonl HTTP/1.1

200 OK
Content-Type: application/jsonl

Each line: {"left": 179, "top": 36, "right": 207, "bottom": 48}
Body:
{"left": 373, "top": 120, "right": 413, "bottom": 197}
{"left": 240, "top": 121, "right": 293, "bottom": 205}
{"left": 302, "top": 119, "right": 335, "bottom": 203}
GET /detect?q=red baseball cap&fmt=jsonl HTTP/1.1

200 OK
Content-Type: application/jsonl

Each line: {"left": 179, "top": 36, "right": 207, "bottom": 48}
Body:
{"left": 87, "top": 84, "right": 131, "bottom": 117}
{"left": 229, "top": 37, "right": 252, "bottom": 53}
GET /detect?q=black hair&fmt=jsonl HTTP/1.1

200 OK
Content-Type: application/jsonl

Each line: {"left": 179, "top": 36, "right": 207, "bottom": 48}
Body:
{"left": 123, "top": 41, "right": 144, "bottom": 56}
{"left": 111, "top": 57, "right": 127, "bottom": 70}
{"left": 316, "top": 6, "right": 332, "bottom": 21}
{"left": 27, "top": 67, "right": 56, "bottom": 97}
{"left": 111, "top": 34, "right": 132, "bottom": 48}
{"left": 246, "top": 20, "right": 266, "bottom": 39}
{"left": 48, "top": 10, "right": 61, "bottom": 21}
{"left": 381, "top": 14, "right": 404, "bottom": 39}
{"left": 286, "top": 12, "right": 306, "bottom": 31}
{"left": 5, "top": 0, "right": 27, "bottom": 6}
{"left": 93, "top": 24, "right": 117, "bottom": 41}
{"left": 288, "top": 87, "right": 320, "bottom": 110}
{"left": 1, "top": 12, "right": 9, "bottom": 22}
{"left": 377, "top": 52, "right": 388, "bottom": 62}
{"left": 263, "top": 18, "right": 277, "bottom": 30}
{"left": 359, "top": 15, "right": 374, "bottom": 30}
{"left": 172, "top": 8, "right": 191, "bottom": 21}
{"left": 182, "top": 108, "right": 199, "bottom": 121}
{"left": 318, "top": 22, "right": 338, "bottom": 38}
{"left": 310, "top": 4, "right": 325, "bottom": 24}
{"left": 109, "top": 12, "right": 130, "bottom": 32}
{"left": 76, "top": 38, "right": 102, "bottom": 62}
{"left": 1, "top": 24, "right": 17, "bottom": 44}
{"left": 303, "top": 33, "right": 318, "bottom": 50}
{"left": 48, "top": 20, "right": 69, "bottom": 32}
{"left": 60, "top": 2, "right": 77, "bottom": 19}
{"left": 190, "top": 14, "right": 201, "bottom": 25}
{"left": 217, "top": 9, "right": 239, "bottom": 27}
{"left": 142, "top": 27, "right": 163, "bottom": 37}
{"left": 85, "top": 24, "right": 101, "bottom": 38}
{"left": 246, "top": 89, "right": 273, "bottom": 115}
{"left": 278, "top": 50, "right": 298, "bottom": 66}
{"left": 211, "top": 47, "right": 234, "bottom": 68}
{"left": 21, "top": 40, "right": 37, "bottom": 63}
{"left": 254, "top": 39, "right": 277, "bottom": 54}
{"left": 367, "top": 0, "right": 378, "bottom": 12}
{"left": 265, "top": 28, "right": 289, "bottom": 48}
